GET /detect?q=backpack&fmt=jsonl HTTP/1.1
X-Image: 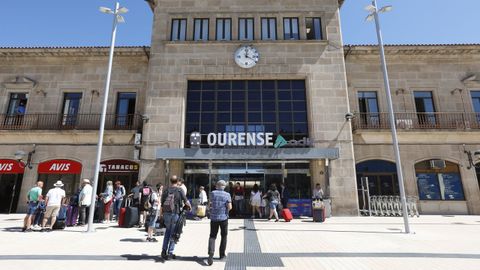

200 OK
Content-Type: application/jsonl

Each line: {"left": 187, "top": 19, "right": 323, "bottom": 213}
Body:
{"left": 141, "top": 186, "right": 153, "bottom": 209}
{"left": 163, "top": 189, "right": 179, "bottom": 213}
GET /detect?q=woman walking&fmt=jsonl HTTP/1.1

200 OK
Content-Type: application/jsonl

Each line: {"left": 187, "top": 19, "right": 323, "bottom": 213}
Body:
{"left": 101, "top": 181, "right": 114, "bottom": 224}
{"left": 250, "top": 184, "right": 262, "bottom": 219}
{"left": 264, "top": 184, "right": 280, "bottom": 222}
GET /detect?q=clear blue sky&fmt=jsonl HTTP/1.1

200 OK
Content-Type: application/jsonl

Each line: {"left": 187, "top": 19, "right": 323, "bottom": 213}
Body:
{"left": 0, "top": 0, "right": 479, "bottom": 47}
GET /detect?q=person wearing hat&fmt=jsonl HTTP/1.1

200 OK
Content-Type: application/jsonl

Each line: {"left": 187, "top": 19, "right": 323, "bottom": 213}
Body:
{"left": 42, "top": 180, "right": 66, "bottom": 231}
{"left": 78, "top": 178, "right": 93, "bottom": 226}
{"left": 207, "top": 180, "right": 232, "bottom": 266}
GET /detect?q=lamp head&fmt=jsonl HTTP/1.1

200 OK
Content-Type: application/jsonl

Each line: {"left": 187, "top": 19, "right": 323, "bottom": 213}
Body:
{"left": 99, "top": 7, "right": 113, "bottom": 14}
{"left": 365, "top": 5, "right": 377, "bottom": 13}
{"left": 14, "top": 150, "right": 26, "bottom": 161}
{"left": 117, "top": 7, "right": 129, "bottom": 14}
{"left": 365, "top": 14, "right": 375, "bottom": 22}
{"left": 379, "top": 5, "right": 393, "bottom": 13}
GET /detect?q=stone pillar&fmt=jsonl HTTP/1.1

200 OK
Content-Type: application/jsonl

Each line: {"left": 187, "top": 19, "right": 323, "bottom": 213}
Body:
{"left": 461, "top": 166, "right": 480, "bottom": 215}
{"left": 310, "top": 159, "right": 327, "bottom": 195}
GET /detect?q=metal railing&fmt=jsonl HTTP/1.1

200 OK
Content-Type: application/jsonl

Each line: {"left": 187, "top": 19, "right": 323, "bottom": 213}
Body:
{"left": 0, "top": 113, "right": 142, "bottom": 130}
{"left": 352, "top": 112, "right": 480, "bottom": 131}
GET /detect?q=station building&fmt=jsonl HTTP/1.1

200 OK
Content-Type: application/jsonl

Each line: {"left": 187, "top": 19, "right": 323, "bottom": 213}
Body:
{"left": 0, "top": 0, "right": 479, "bottom": 216}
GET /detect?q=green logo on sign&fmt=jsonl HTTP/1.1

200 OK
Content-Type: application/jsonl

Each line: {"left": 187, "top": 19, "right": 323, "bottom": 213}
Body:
{"left": 274, "top": 135, "right": 288, "bottom": 148}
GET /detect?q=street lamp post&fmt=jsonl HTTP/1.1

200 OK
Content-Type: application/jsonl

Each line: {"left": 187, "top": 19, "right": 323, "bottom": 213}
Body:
{"left": 366, "top": 0, "right": 411, "bottom": 233}
{"left": 87, "top": 2, "right": 128, "bottom": 233}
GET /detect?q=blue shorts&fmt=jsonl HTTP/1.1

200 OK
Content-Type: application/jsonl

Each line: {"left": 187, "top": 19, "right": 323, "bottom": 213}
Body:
{"left": 269, "top": 201, "right": 278, "bottom": 210}
{"left": 148, "top": 212, "right": 159, "bottom": 228}
{"left": 27, "top": 201, "right": 39, "bottom": 215}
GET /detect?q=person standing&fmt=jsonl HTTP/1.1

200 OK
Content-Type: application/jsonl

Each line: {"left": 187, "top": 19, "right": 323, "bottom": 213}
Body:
{"left": 199, "top": 186, "right": 208, "bottom": 205}
{"left": 129, "top": 181, "right": 141, "bottom": 206}
{"left": 250, "top": 184, "right": 262, "bottom": 219}
{"left": 113, "top": 181, "right": 126, "bottom": 220}
{"left": 139, "top": 181, "right": 153, "bottom": 226}
{"left": 42, "top": 181, "right": 66, "bottom": 231}
{"left": 78, "top": 179, "right": 92, "bottom": 226}
{"left": 161, "top": 175, "right": 191, "bottom": 260}
{"left": 207, "top": 180, "right": 232, "bottom": 266}
{"left": 313, "top": 183, "right": 324, "bottom": 200}
{"left": 233, "top": 182, "right": 244, "bottom": 217}
{"left": 263, "top": 184, "right": 280, "bottom": 222}
{"left": 100, "top": 181, "right": 114, "bottom": 224}
{"left": 178, "top": 178, "right": 187, "bottom": 197}
{"left": 23, "top": 181, "right": 44, "bottom": 232}
{"left": 279, "top": 183, "right": 289, "bottom": 209}
{"left": 146, "top": 184, "right": 161, "bottom": 242}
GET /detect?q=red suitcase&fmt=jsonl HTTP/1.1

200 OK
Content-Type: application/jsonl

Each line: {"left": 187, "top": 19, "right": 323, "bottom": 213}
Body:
{"left": 118, "top": 207, "right": 126, "bottom": 227}
{"left": 281, "top": 208, "right": 293, "bottom": 222}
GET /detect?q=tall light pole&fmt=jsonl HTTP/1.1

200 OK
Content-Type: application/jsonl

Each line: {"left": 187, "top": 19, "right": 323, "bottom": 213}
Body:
{"left": 366, "top": 0, "right": 411, "bottom": 233}
{"left": 87, "top": 2, "right": 128, "bottom": 233}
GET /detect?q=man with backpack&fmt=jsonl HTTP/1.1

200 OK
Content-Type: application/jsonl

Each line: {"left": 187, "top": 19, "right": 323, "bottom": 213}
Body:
{"left": 207, "top": 180, "right": 232, "bottom": 266}
{"left": 161, "top": 175, "right": 191, "bottom": 260}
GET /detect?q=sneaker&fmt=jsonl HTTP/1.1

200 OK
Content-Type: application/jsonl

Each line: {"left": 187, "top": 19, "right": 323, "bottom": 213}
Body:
{"left": 24, "top": 228, "right": 32, "bottom": 232}
{"left": 150, "top": 238, "right": 158, "bottom": 242}
{"left": 207, "top": 254, "right": 213, "bottom": 266}
{"left": 170, "top": 254, "right": 177, "bottom": 260}
{"left": 101, "top": 220, "right": 107, "bottom": 224}
{"left": 219, "top": 255, "right": 227, "bottom": 261}
{"left": 21, "top": 227, "right": 26, "bottom": 232}
{"left": 146, "top": 237, "right": 151, "bottom": 242}
{"left": 275, "top": 219, "right": 279, "bottom": 222}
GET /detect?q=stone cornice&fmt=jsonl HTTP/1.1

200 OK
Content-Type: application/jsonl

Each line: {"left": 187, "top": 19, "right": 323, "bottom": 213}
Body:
{"left": 0, "top": 46, "right": 150, "bottom": 58}
{"left": 344, "top": 44, "right": 480, "bottom": 57}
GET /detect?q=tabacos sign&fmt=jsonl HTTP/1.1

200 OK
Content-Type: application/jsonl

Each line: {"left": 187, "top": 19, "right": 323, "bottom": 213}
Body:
{"left": 100, "top": 159, "right": 139, "bottom": 173}
{"left": 38, "top": 159, "right": 82, "bottom": 174}
{"left": 191, "top": 132, "right": 312, "bottom": 148}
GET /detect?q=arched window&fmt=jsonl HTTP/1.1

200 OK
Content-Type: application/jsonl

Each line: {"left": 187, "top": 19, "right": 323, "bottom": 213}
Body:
{"left": 415, "top": 160, "right": 465, "bottom": 201}
{"left": 356, "top": 160, "right": 398, "bottom": 196}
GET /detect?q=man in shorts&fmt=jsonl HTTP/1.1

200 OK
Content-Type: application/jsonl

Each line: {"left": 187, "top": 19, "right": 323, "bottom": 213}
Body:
{"left": 42, "top": 180, "right": 66, "bottom": 232}
{"left": 23, "top": 181, "right": 44, "bottom": 232}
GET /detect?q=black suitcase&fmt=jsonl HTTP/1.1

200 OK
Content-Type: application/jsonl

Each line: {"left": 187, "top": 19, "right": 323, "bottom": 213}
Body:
{"left": 94, "top": 200, "right": 105, "bottom": 223}
{"left": 124, "top": 206, "right": 139, "bottom": 228}
{"left": 52, "top": 219, "right": 66, "bottom": 230}
{"left": 312, "top": 208, "right": 325, "bottom": 223}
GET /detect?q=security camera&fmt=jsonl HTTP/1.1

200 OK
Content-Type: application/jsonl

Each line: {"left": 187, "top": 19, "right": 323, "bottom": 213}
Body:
{"left": 345, "top": 112, "right": 355, "bottom": 121}
{"left": 141, "top": 114, "right": 149, "bottom": 122}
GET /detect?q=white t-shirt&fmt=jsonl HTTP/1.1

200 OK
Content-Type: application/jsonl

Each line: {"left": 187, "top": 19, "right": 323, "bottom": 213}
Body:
{"left": 199, "top": 190, "right": 208, "bottom": 204}
{"left": 47, "top": 187, "right": 66, "bottom": 206}
{"left": 79, "top": 184, "right": 93, "bottom": 206}
{"left": 179, "top": 184, "right": 187, "bottom": 197}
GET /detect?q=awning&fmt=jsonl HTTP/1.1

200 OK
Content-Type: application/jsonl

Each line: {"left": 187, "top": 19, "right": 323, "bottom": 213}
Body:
{"left": 156, "top": 148, "right": 339, "bottom": 160}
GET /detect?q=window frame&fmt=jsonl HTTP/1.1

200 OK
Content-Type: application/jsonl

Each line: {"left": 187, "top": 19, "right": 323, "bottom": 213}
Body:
{"left": 216, "top": 18, "right": 232, "bottom": 41}
{"left": 170, "top": 18, "right": 187, "bottom": 41}
{"left": 305, "top": 17, "right": 323, "bottom": 40}
{"left": 261, "top": 17, "right": 277, "bottom": 40}
{"left": 283, "top": 17, "right": 300, "bottom": 40}
{"left": 238, "top": 18, "right": 254, "bottom": 41}
{"left": 193, "top": 18, "right": 210, "bottom": 41}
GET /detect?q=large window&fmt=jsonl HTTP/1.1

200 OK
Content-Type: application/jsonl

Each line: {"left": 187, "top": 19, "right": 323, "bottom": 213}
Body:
{"left": 62, "top": 93, "right": 82, "bottom": 126}
{"left": 116, "top": 92, "right": 136, "bottom": 127}
{"left": 261, "top": 18, "right": 277, "bottom": 40}
{"left": 185, "top": 80, "right": 308, "bottom": 147}
{"left": 194, "top": 18, "right": 209, "bottom": 41}
{"left": 5, "top": 93, "right": 28, "bottom": 126}
{"left": 283, "top": 18, "right": 299, "bottom": 40}
{"left": 305, "top": 17, "right": 322, "bottom": 40}
{"left": 471, "top": 91, "right": 480, "bottom": 122}
{"left": 358, "top": 91, "right": 379, "bottom": 127}
{"left": 238, "top": 18, "right": 254, "bottom": 40}
{"left": 216, "top": 18, "right": 231, "bottom": 41}
{"left": 414, "top": 91, "right": 436, "bottom": 126}
{"left": 171, "top": 19, "right": 187, "bottom": 41}
{"left": 415, "top": 160, "right": 465, "bottom": 201}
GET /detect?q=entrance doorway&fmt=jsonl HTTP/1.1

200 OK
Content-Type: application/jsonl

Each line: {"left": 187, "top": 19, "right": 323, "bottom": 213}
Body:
{"left": 184, "top": 161, "right": 310, "bottom": 218}
{"left": 0, "top": 174, "right": 23, "bottom": 214}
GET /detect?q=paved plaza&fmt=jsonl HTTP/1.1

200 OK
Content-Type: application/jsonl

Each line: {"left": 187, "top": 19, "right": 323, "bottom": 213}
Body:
{"left": 0, "top": 214, "right": 479, "bottom": 270}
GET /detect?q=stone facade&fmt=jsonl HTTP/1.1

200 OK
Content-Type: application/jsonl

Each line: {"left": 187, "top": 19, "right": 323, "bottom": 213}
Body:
{"left": 0, "top": 1, "right": 479, "bottom": 216}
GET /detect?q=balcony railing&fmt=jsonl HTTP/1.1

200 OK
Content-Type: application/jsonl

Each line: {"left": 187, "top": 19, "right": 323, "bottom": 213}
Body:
{"left": 0, "top": 114, "right": 142, "bottom": 131}
{"left": 352, "top": 112, "right": 480, "bottom": 131}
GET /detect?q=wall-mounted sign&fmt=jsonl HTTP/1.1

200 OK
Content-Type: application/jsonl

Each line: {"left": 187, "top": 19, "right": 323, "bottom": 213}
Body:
{"left": 192, "top": 132, "right": 312, "bottom": 148}
{"left": 0, "top": 159, "right": 25, "bottom": 174}
{"left": 100, "top": 159, "right": 139, "bottom": 173}
{"left": 38, "top": 159, "right": 82, "bottom": 174}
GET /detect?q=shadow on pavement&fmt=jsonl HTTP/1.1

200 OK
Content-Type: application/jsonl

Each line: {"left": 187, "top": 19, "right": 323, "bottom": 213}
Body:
{"left": 2, "top": 226, "right": 23, "bottom": 232}
{"left": 119, "top": 238, "right": 146, "bottom": 243}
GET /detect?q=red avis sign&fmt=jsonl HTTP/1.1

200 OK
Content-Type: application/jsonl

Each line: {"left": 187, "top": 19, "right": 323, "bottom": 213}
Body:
{"left": 38, "top": 159, "right": 82, "bottom": 174}
{"left": 0, "top": 159, "right": 25, "bottom": 174}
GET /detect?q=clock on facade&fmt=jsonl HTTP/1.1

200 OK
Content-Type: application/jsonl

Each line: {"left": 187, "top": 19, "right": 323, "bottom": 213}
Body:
{"left": 234, "top": 45, "right": 259, "bottom": 69}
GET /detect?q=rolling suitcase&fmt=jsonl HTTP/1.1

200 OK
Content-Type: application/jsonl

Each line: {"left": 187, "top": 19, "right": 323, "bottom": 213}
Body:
{"left": 124, "top": 201, "right": 139, "bottom": 228}
{"left": 94, "top": 199, "right": 105, "bottom": 223}
{"left": 281, "top": 208, "right": 293, "bottom": 222}
{"left": 53, "top": 206, "right": 68, "bottom": 230}
{"left": 118, "top": 207, "right": 126, "bottom": 227}
{"left": 66, "top": 205, "right": 79, "bottom": 226}
{"left": 312, "top": 208, "right": 325, "bottom": 223}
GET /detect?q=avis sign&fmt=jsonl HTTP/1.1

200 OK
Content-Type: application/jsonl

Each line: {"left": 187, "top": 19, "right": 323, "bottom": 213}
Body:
{"left": 0, "top": 159, "right": 24, "bottom": 174}
{"left": 38, "top": 159, "right": 82, "bottom": 174}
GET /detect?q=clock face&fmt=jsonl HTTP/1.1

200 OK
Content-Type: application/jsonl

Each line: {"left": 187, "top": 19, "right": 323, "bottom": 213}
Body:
{"left": 234, "top": 45, "right": 259, "bottom": 69}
